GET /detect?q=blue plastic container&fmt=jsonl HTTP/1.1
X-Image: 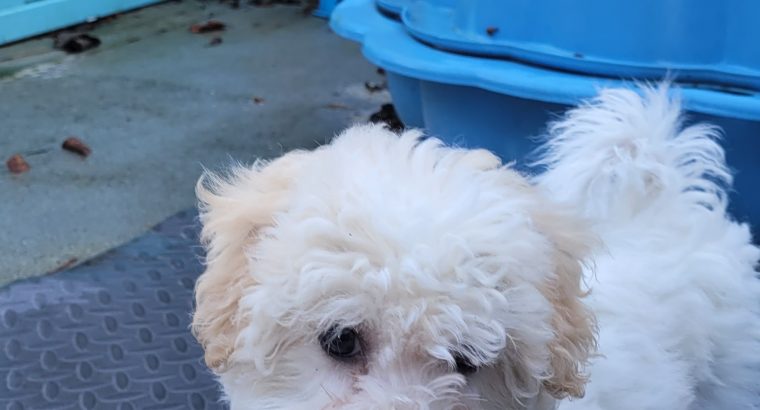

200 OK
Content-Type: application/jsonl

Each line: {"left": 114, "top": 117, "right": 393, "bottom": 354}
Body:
{"left": 401, "top": 0, "right": 760, "bottom": 91}
{"left": 0, "top": 0, "right": 161, "bottom": 46}
{"left": 331, "top": 0, "right": 760, "bottom": 234}
{"left": 376, "top": 0, "right": 407, "bottom": 17}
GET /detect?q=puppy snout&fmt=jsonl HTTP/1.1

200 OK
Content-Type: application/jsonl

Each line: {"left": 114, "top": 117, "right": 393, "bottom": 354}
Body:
{"left": 341, "top": 372, "right": 468, "bottom": 410}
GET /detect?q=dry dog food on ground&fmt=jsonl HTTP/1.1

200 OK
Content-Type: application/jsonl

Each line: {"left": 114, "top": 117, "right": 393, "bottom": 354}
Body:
{"left": 190, "top": 20, "right": 226, "bottom": 33}
{"left": 6, "top": 154, "right": 30, "bottom": 174}
{"left": 62, "top": 137, "right": 92, "bottom": 157}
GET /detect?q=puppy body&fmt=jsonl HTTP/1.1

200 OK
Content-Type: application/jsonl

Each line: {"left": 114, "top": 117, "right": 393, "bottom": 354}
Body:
{"left": 193, "top": 86, "right": 760, "bottom": 409}
{"left": 537, "top": 87, "right": 760, "bottom": 410}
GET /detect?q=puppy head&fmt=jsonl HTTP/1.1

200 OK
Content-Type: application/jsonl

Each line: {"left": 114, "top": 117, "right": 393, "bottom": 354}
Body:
{"left": 192, "top": 125, "right": 596, "bottom": 410}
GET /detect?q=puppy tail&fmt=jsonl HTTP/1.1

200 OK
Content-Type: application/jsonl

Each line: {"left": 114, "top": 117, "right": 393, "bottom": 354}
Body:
{"left": 534, "top": 83, "right": 732, "bottom": 222}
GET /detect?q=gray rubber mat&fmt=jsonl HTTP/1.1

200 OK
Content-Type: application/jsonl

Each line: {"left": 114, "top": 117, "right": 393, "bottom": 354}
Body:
{"left": 0, "top": 210, "right": 226, "bottom": 410}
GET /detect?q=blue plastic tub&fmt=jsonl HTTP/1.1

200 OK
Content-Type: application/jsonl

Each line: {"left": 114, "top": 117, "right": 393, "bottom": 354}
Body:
{"left": 375, "top": 0, "right": 407, "bottom": 17}
{"left": 0, "top": 0, "right": 161, "bottom": 46}
{"left": 401, "top": 0, "right": 760, "bottom": 91}
{"left": 330, "top": 0, "right": 760, "bottom": 234}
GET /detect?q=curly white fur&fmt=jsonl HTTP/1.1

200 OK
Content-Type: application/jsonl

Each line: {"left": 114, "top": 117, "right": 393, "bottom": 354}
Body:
{"left": 537, "top": 86, "right": 760, "bottom": 410}
{"left": 192, "top": 85, "right": 760, "bottom": 410}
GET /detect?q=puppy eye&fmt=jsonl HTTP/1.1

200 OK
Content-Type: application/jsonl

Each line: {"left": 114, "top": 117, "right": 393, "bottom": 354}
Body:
{"left": 453, "top": 353, "right": 478, "bottom": 375}
{"left": 319, "top": 326, "right": 362, "bottom": 361}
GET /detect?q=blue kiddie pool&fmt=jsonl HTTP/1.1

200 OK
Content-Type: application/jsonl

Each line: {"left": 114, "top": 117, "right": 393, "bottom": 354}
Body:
{"left": 330, "top": 0, "right": 760, "bottom": 236}
{"left": 0, "top": 0, "right": 162, "bottom": 45}
{"left": 402, "top": 0, "right": 760, "bottom": 91}
{"left": 376, "top": 0, "right": 407, "bottom": 16}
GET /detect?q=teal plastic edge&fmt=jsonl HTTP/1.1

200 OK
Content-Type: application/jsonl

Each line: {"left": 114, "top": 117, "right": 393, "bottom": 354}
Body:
{"left": 332, "top": 0, "right": 760, "bottom": 122}
{"left": 0, "top": 0, "right": 163, "bottom": 46}
{"left": 329, "top": 0, "right": 384, "bottom": 42}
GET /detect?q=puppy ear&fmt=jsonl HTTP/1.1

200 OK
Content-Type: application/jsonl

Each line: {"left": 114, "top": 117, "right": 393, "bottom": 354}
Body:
{"left": 532, "top": 207, "right": 597, "bottom": 399}
{"left": 192, "top": 151, "right": 307, "bottom": 372}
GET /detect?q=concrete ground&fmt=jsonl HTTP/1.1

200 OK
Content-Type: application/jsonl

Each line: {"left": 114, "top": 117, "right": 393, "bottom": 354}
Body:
{"left": 0, "top": 0, "right": 388, "bottom": 286}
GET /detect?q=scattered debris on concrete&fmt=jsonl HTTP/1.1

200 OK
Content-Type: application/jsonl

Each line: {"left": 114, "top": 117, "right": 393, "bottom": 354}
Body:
{"left": 250, "top": 0, "right": 316, "bottom": 14}
{"left": 486, "top": 26, "right": 499, "bottom": 36}
{"left": 6, "top": 154, "right": 30, "bottom": 174}
{"left": 369, "top": 103, "right": 404, "bottom": 132}
{"left": 62, "top": 137, "right": 92, "bottom": 157}
{"left": 49, "top": 257, "right": 78, "bottom": 274}
{"left": 252, "top": 96, "right": 265, "bottom": 104}
{"left": 364, "top": 81, "right": 386, "bottom": 93}
{"left": 208, "top": 37, "right": 224, "bottom": 46}
{"left": 48, "top": 13, "right": 119, "bottom": 53}
{"left": 250, "top": 0, "right": 301, "bottom": 6}
{"left": 190, "top": 20, "right": 226, "bottom": 33}
{"left": 54, "top": 33, "right": 102, "bottom": 53}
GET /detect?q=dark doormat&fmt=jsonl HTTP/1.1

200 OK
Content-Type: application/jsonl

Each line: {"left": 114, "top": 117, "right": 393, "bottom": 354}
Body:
{"left": 0, "top": 209, "right": 226, "bottom": 409}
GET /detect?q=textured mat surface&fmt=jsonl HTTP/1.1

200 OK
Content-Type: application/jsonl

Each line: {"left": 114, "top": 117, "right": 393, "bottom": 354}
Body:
{"left": 0, "top": 210, "right": 226, "bottom": 409}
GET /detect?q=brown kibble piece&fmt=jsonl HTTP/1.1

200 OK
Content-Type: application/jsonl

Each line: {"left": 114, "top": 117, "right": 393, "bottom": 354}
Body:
{"left": 6, "top": 154, "right": 30, "bottom": 174}
{"left": 190, "top": 20, "right": 226, "bottom": 33}
{"left": 486, "top": 26, "right": 499, "bottom": 36}
{"left": 62, "top": 137, "right": 91, "bottom": 157}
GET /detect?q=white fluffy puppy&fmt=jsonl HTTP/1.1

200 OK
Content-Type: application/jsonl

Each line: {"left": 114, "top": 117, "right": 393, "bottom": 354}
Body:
{"left": 192, "top": 85, "right": 760, "bottom": 410}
